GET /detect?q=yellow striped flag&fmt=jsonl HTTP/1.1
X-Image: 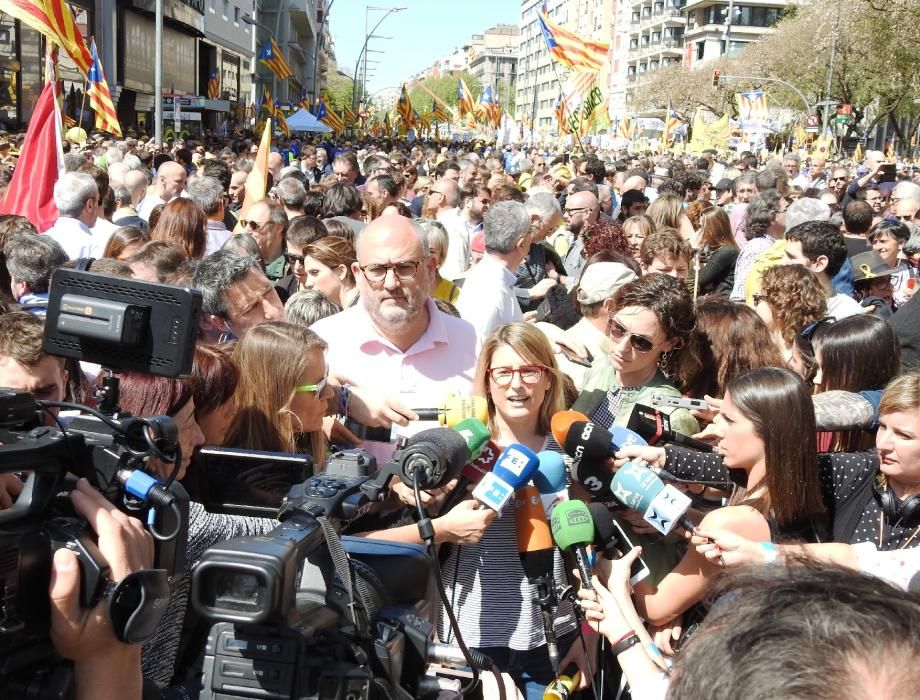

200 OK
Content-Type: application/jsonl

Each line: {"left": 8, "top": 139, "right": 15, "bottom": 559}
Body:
{"left": 316, "top": 96, "right": 344, "bottom": 134}
{"left": 432, "top": 99, "right": 450, "bottom": 124}
{"left": 736, "top": 91, "right": 768, "bottom": 121}
{"left": 274, "top": 99, "right": 289, "bottom": 136}
{"left": 537, "top": 10, "right": 609, "bottom": 73}
{"left": 343, "top": 104, "right": 357, "bottom": 126}
{"left": 87, "top": 39, "right": 121, "bottom": 136}
{"left": 457, "top": 78, "right": 475, "bottom": 117}
{"left": 397, "top": 84, "right": 415, "bottom": 127}
{"left": 207, "top": 68, "right": 221, "bottom": 100}
{"left": 258, "top": 38, "right": 293, "bottom": 81}
{"left": 7, "top": 0, "right": 93, "bottom": 79}
{"left": 662, "top": 100, "right": 680, "bottom": 145}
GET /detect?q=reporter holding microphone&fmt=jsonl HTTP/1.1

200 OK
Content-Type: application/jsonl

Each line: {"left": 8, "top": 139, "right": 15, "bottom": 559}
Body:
{"left": 438, "top": 322, "right": 590, "bottom": 699}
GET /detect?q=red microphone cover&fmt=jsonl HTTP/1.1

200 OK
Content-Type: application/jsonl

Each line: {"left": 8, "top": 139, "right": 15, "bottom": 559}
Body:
{"left": 460, "top": 439, "right": 501, "bottom": 484}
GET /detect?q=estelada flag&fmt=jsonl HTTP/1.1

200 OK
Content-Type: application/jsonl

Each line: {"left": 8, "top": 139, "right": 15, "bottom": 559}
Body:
{"left": 0, "top": 77, "right": 64, "bottom": 231}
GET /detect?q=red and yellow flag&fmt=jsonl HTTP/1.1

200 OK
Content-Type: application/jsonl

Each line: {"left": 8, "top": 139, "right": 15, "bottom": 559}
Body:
{"left": 7, "top": 0, "right": 94, "bottom": 79}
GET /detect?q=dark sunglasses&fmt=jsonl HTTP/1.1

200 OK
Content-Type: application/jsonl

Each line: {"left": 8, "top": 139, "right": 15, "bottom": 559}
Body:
{"left": 606, "top": 317, "right": 656, "bottom": 353}
{"left": 283, "top": 252, "right": 305, "bottom": 265}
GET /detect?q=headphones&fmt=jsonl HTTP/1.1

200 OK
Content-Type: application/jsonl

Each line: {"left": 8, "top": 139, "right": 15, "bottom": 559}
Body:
{"left": 874, "top": 474, "right": 920, "bottom": 526}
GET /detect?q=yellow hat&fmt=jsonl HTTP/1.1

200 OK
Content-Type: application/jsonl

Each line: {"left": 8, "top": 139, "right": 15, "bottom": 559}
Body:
{"left": 65, "top": 126, "right": 88, "bottom": 146}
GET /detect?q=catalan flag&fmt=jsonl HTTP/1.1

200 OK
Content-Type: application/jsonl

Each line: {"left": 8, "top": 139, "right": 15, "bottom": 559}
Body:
{"left": 236, "top": 117, "right": 272, "bottom": 230}
{"left": 207, "top": 68, "right": 221, "bottom": 100}
{"left": 382, "top": 111, "right": 391, "bottom": 135}
{"left": 397, "top": 84, "right": 415, "bottom": 128}
{"left": 343, "top": 104, "right": 357, "bottom": 126}
{"left": 86, "top": 39, "right": 121, "bottom": 136}
{"left": 554, "top": 93, "right": 568, "bottom": 134}
{"left": 260, "top": 86, "right": 273, "bottom": 114}
{"left": 479, "top": 86, "right": 500, "bottom": 127}
{"left": 259, "top": 38, "right": 293, "bottom": 81}
{"left": 537, "top": 10, "right": 609, "bottom": 73}
{"left": 7, "top": 0, "right": 94, "bottom": 79}
{"left": 736, "top": 91, "right": 768, "bottom": 121}
{"left": 274, "top": 99, "right": 290, "bottom": 136}
{"left": 662, "top": 100, "right": 680, "bottom": 145}
{"left": 457, "top": 78, "right": 475, "bottom": 117}
{"left": 616, "top": 116, "right": 634, "bottom": 141}
{"left": 316, "top": 96, "right": 344, "bottom": 134}
{"left": 432, "top": 99, "right": 450, "bottom": 124}
{"left": 298, "top": 88, "right": 310, "bottom": 110}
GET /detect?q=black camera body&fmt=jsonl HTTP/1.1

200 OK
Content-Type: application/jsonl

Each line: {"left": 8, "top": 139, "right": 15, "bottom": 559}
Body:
{"left": 1, "top": 270, "right": 202, "bottom": 699}
{"left": 192, "top": 446, "right": 466, "bottom": 699}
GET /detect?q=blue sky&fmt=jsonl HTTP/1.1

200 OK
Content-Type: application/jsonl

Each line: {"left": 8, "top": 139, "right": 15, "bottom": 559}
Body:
{"left": 330, "top": 1, "right": 519, "bottom": 94}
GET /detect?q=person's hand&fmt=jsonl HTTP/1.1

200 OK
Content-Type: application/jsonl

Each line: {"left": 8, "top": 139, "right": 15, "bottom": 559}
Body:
{"left": 323, "top": 417, "right": 361, "bottom": 446}
{"left": 479, "top": 671, "right": 525, "bottom": 700}
{"left": 50, "top": 479, "right": 151, "bottom": 700}
{"left": 692, "top": 528, "right": 764, "bottom": 567}
{"left": 0, "top": 472, "right": 24, "bottom": 509}
{"left": 613, "top": 445, "right": 667, "bottom": 470}
{"left": 391, "top": 478, "right": 459, "bottom": 512}
{"left": 557, "top": 626, "right": 597, "bottom": 690}
{"left": 433, "top": 498, "right": 496, "bottom": 544}
{"left": 690, "top": 422, "right": 722, "bottom": 447}
{"left": 649, "top": 615, "right": 683, "bottom": 657}
{"left": 346, "top": 384, "right": 418, "bottom": 428}
{"left": 690, "top": 394, "right": 721, "bottom": 424}
{"left": 528, "top": 277, "right": 557, "bottom": 299}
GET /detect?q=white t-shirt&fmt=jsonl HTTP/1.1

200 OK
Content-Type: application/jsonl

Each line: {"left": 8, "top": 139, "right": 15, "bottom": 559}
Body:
{"left": 827, "top": 293, "right": 865, "bottom": 320}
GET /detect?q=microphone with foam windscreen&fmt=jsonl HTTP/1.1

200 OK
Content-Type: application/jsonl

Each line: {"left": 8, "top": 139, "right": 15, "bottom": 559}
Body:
{"left": 610, "top": 461, "right": 696, "bottom": 536}
{"left": 558, "top": 420, "right": 619, "bottom": 500}
{"left": 627, "top": 404, "right": 713, "bottom": 452}
{"left": 532, "top": 450, "right": 569, "bottom": 519}
{"left": 550, "top": 499, "right": 595, "bottom": 590}
{"left": 412, "top": 395, "right": 489, "bottom": 427}
{"left": 515, "top": 483, "right": 561, "bottom": 672}
{"left": 472, "top": 443, "right": 540, "bottom": 514}
{"left": 395, "top": 427, "right": 469, "bottom": 490}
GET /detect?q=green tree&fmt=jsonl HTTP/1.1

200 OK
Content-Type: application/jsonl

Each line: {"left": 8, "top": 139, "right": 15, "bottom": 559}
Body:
{"left": 324, "top": 73, "right": 356, "bottom": 111}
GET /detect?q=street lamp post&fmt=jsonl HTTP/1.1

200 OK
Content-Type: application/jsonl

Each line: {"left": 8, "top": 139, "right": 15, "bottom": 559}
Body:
{"left": 242, "top": 13, "right": 275, "bottom": 105}
{"left": 351, "top": 6, "right": 405, "bottom": 112}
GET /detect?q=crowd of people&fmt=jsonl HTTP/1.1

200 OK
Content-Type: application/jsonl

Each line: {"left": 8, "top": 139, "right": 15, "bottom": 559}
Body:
{"left": 2, "top": 128, "right": 920, "bottom": 699}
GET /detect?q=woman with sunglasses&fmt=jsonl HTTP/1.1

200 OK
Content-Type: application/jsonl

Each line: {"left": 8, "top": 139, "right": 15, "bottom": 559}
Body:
{"left": 575, "top": 273, "right": 700, "bottom": 437}
{"left": 225, "top": 321, "right": 332, "bottom": 464}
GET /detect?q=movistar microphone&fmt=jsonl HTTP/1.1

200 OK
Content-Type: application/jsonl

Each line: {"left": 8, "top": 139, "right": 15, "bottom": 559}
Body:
{"left": 413, "top": 395, "right": 488, "bottom": 427}
{"left": 627, "top": 404, "right": 713, "bottom": 452}
{"left": 550, "top": 499, "right": 595, "bottom": 590}
{"left": 472, "top": 443, "right": 540, "bottom": 514}
{"left": 532, "top": 450, "right": 569, "bottom": 519}
{"left": 515, "top": 484, "right": 560, "bottom": 673}
{"left": 451, "top": 417, "right": 491, "bottom": 462}
{"left": 611, "top": 425, "right": 648, "bottom": 449}
{"left": 395, "top": 427, "right": 469, "bottom": 489}
{"left": 610, "top": 461, "right": 696, "bottom": 536}
{"left": 550, "top": 409, "right": 590, "bottom": 447}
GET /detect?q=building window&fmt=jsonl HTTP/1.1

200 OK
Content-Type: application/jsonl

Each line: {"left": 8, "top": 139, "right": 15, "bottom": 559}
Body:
{"left": 233, "top": 6, "right": 240, "bottom": 22}
{"left": 222, "top": 0, "right": 229, "bottom": 17}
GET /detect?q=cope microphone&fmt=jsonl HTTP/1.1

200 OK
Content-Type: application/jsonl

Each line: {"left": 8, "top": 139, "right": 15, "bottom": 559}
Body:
{"left": 627, "top": 404, "right": 713, "bottom": 452}
{"left": 532, "top": 450, "right": 569, "bottom": 519}
{"left": 610, "top": 461, "right": 696, "bottom": 536}
{"left": 516, "top": 484, "right": 560, "bottom": 673}
{"left": 395, "top": 428, "right": 469, "bottom": 490}
{"left": 550, "top": 499, "right": 595, "bottom": 590}
{"left": 472, "top": 443, "right": 540, "bottom": 514}
{"left": 412, "top": 395, "right": 488, "bottom": 427}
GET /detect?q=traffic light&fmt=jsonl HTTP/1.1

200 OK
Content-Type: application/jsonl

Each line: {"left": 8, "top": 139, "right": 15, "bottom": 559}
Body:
{"left": 712, "top": 70, "right": 721, "bottom": 87}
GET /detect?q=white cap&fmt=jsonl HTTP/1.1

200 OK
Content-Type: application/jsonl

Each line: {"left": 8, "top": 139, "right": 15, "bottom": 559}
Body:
{"left": 576, "top": 263, "right": 636, "bottom": 305}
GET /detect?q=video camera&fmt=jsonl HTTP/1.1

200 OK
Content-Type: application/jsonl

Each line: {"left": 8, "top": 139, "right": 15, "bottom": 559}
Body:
{"left": 0, "top": 268, "right": 202, "bottom": 699}
{"left": 192, "top": 434, "right": 489, "bottom": 699}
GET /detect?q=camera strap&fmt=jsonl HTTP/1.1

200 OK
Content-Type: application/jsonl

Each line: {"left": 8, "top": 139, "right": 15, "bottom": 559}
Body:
{"left": 106, "top": 568, "right": 171, "bottom": 644}
{"left": 317, "top": 516, "right": 371, "bottom": 638}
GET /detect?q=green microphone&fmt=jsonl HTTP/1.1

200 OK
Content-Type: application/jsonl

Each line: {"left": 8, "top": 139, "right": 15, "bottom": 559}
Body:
{"left": 452, "top": 417, "right": 491, "bottom": 462}
{"left": 550, "top": 499, "right": 595, "bottom": 590}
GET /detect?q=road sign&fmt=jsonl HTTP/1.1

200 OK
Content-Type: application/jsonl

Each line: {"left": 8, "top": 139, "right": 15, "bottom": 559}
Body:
{"left": 805, "top": 113, "right": 820, "bottom": 133}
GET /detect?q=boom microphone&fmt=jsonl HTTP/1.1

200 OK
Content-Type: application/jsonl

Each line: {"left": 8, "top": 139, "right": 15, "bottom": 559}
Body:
{"left": 550, "top": 499, "right": 595, "bottom": 590}
{"left": 395, "top": 428, "right": 469, "bottom": 489}
{"left": 532, "top": 450, "right": 569, "bottom": 519}
{"left": 412, "top": 395, "right": 488, "bottom": 427}
{"left": 627, "top": 404, "right": 713, "bottom": 452}
{"left": 610, "top": 462, "right": 696, "bottom": 536}
{"left": 472, "top": 443, "right": 540, "bottom": 514}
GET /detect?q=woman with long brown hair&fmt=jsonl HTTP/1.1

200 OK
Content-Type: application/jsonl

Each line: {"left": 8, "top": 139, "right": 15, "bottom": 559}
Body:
{"left": 296, "top": 235, "right": 358, "bottom": 308}
{"left": 150, "top": 198, "right": 208, "bottom": 259}
{"left": 225, "top": 322, "right": 332, "bottom": 464}
{"left": 694, "top": 207, "right": 739, "bottom": 297}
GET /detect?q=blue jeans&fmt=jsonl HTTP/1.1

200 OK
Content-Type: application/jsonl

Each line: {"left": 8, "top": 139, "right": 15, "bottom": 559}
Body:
{"left": 475, "top": 632, "right": 577, "bottom": 700}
